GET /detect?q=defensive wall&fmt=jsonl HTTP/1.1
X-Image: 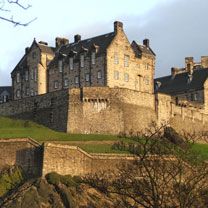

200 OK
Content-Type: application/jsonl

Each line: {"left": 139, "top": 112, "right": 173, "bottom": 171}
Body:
{"left": 0, "top": 138, "right": 42, "bottom": 177}
{"left": 156, "top": 93, "right": 208, "bottom": 134}
{"left": 0, "top": 138, "right": 135, "bottom": 177}
{"left": 0, "top": 87, "right": 156, "bottom": 135}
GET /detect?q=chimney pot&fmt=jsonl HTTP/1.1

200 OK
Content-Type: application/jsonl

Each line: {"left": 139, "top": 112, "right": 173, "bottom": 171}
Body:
{"left": 74, "top": 34, "right": 81, "bottom": 43}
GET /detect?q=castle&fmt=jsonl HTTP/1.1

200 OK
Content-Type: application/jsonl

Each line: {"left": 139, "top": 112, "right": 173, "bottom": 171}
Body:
{"left": 0, "top": 21, "right": 208, "bottom": 135}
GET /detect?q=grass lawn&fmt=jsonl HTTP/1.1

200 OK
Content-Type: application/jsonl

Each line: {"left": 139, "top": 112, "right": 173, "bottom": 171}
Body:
{"left": 0, "top": 117, "right": 208, "bottom": 159}
{"left": 0, "top": 117, "right": 122, "bottom": 142}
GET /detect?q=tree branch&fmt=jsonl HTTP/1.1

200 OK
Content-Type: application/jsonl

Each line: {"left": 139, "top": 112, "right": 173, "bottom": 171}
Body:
{"left": 0, "top": 0, "right": 36, "bottom": 26}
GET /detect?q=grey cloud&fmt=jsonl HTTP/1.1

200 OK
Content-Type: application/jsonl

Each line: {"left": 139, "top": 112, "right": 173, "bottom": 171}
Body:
{"left": 124, "top": 0, "right": 208, "bottom": 77}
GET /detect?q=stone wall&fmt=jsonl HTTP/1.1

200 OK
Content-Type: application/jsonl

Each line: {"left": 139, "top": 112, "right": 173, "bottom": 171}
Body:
{"left": 0, "top": 138, "right": 42, "bottom": 177}
{"left": 0, "top": 89, "right": 69, "bottom": 132}
{"left": 42, "top": 143, "right": 135, "bottom": 176}
{"left": 0, "top": 87, "right": 156, "bottom": 135}
{"left": 68, "top": 87, "right": 156, "bottom": 134}
{"left": 156, "top": 93, "right": 208, "bottom": 134}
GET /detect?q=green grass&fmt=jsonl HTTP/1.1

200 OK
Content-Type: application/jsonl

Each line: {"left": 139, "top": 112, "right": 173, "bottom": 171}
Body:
{"left": 0, "top": 117, "right": 208, "bottom": 159}
{"left": 78, "top": 144, "right": 129, "bottom": 154}
{"left": 0, "top": 117, "right": 122, "bottom": 142}
{"left": 191, "top": 143, "right": 208, "bottom": 161}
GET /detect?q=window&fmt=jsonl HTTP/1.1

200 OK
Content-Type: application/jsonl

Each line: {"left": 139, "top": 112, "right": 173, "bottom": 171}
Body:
{"left": 3, "top": 95, "right": 7, "bottom": 103}
{"left": 124, "top": 73, "right": 129, "bottom": 82}
{"left": 69, "top": 57, "right": 73, "bottom": 70}
{"left": 16, "top": 73, "right": 20, "bottom": 83}
{"left": 114, "top": 52, "right": 119, "bottom": 64}
{"left": 16, "top": 90, "right": 20, "bottom": 98}
{"left": 32, "top": 52, "right": 37, "bottom": 59}
{"left": 31, "top": 69, "right": 34, "bottom": 80}
{"left": 25, "top": 71, "right": 29, "bottom": 81}
{"left": 97, "top": 71, "right": 102, "bottom": 79}
{"left": 31, "top": 89, "right": 34, "bottom": 96}
{"left": 80, "top": 54, "right": 84, "bottom": 68}
{"left": 144, "top": 76, "right": 150, "bottom": 85}
{"left": 26, "top": 88, "right": 29, "bottom": 96}
{"left": 191, "top": 93, "right": 198, "bottom": 101}
{"left": 114, "top": 70, "right": 119, "bottom": 80}
{"left": 64, "top": 78, "right": 69, "bottom": 87}
{"left": 124, "top": 55, "right": 129, "bottom": 67}
{"left": 85, "top": 73, "right": 90, "bottom": 82}
{"left": 91, "top": 52, "right": 96, "bottom": 65}
{"left": 34, "top": 68, "right": 37, "bottom": 81}
{"left": 58, "top": 60, "right": 63, "bottom": 72}
{"left": 54, "top": 81, "right": 58, "bottom": 89}
{"left": 75, "top": 76, "right": 79, "bottom": 84}
{"left": 145, "top": 63, "right": 149, "bottom": 70}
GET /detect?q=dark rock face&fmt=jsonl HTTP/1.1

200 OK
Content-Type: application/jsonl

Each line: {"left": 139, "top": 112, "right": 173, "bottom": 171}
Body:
{"left": 164, "top": 127, "right": 186, "bottom": 146}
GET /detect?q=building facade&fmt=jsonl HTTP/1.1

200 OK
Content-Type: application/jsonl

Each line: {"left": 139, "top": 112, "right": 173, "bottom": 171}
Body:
{"left": 11, "top": 40, "right": 56, "bottom": 100}
{"left": 48, "top": 21, "right": 155, "bottom": 94}
{"left": 11, "top": 21, "right": 155, "bottom": 97}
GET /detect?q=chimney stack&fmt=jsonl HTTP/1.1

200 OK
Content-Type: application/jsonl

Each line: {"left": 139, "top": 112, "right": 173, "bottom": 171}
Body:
{"left": 55, "top": 37, "right": 69, "bottom": 48}
{"left": 25, "top": 47, "right": 30, "bottom": 54}
{"left": 74, "top": 34, "right": 81, "bottom": 43}
{"left": 201, "top": 56, "right": 208, "bottom": 68}
{"left": 143, "top": 39, "right": 150, "bottom": 48}
{"left": 185, "top": 57, "right": 194, "bottom": 74}
{"left": 114, "top": 21, "right": 123, "bottom": 34}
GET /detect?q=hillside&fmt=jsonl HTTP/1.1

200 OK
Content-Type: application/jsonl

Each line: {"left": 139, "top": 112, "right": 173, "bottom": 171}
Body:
{"left": 1, "top": 174, "right": 127, "bottom": 208}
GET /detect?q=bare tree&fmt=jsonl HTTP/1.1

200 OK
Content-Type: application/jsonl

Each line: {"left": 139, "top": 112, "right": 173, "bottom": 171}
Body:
{"left": 86, "top": 125, "right": 208, "bottom": 208}
{"left": 0, "top": 0, "right": 36, "bottom": 26}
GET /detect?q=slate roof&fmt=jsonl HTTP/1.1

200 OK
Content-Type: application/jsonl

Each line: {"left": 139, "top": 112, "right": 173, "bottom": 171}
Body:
{"left": 0, "top": 86, "right": 12, "bottom": 95}
{"left": 131, "top": 41, "right": 155, "bottom": 57}
{"left": 155, "top": 68, "right": 208, "bottom": 95}
{"left": 49, "top": 32, "right": 115, "bottom": 67}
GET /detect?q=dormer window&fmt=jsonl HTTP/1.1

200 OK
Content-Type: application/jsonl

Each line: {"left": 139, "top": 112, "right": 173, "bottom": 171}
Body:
{"left": 69, "top": 57, "right": 73, "bottom": 70}
{"left": 58, "top": 60, "right": 63, "bottom": 72}
{"left": 91, "top": 52, "right": 96, "bottom": 65}
{"left": 80, "top": 54, "right": 84, "bottom": 68}
{"left": 188, "top": 74, "right": 193, "bottom": 84}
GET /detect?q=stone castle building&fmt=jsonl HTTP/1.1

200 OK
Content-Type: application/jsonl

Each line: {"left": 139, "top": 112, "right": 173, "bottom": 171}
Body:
{"left": 0, "top": 21, "right": 208, "bottom": 135}
{"left": 12, "top": 21, "right": 155, "bottom": 99}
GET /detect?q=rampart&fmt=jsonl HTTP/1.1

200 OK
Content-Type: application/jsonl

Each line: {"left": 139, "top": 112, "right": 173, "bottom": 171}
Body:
{"left": 157, "top": 93, "right": 208, "bottom": 134}
{"left": 42, "top": 143, "right": 135, "bottom": 176}
{"left": 0, "top": 138, "right": 42, "bottom": 177}
{"left": 0, "top": 87, "right": 156, "bottom": 135}
{"left": 0, "top": 138, "right": 135, "bottom": 177}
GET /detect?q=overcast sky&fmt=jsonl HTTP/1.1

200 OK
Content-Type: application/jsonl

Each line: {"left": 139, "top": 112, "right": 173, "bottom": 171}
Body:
{"left": 0, "top": 0, "right": 208, "bottom": 85}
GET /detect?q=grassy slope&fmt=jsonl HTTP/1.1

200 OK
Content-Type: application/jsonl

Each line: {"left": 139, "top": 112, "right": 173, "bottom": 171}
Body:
{"left": 0, "top": 117, "right": 208, "bottom": 157}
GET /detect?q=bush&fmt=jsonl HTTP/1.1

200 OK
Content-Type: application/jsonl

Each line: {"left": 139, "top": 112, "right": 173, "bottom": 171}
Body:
{"left": 45, "top": 172, "right": 60, "bottom": 185}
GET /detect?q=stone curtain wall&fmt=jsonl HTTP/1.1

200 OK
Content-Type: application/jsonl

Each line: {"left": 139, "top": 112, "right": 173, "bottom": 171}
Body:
{"left": 68, "top": 87, "right": 156, "bottom": 135}
{"left": 0, "top": 138, "right": 42, "bottom": 177}
{"left": 42, "top": 143, "right": 135, "bottom": 176}
{"left": 157, "top": 93, "right": 208, "bottom": 134}
{"left": 0, "top": 89, "right": 69, "bottom": 132}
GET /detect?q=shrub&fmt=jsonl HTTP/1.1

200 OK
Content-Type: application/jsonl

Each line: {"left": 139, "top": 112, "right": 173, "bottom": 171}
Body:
{"left": 45, "top": 172, "right": 60, "bottom": 185}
